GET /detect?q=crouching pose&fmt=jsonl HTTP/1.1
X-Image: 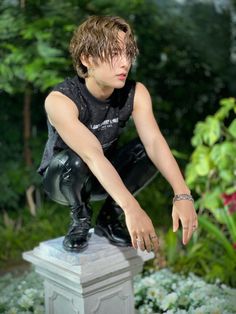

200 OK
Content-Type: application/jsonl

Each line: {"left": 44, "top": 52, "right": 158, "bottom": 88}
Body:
{"left": 37, "top": 15, "right": 198, "bottom": 253}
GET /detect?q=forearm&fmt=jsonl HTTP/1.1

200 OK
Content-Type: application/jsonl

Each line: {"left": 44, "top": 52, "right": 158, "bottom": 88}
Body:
{"left": 146, "top": 134, "right": 190, "bottom": 195}
{"left": 85, "top": 151, "right": 139, "bottom": 212}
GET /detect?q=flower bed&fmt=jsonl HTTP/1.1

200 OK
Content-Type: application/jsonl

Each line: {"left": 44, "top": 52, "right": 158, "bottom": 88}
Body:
{"left": 134, "top": 268, "right": 236, "bottom": 314}
{"left": 0, "top": 268, "right": 235, "bottom": 313}
{"left": 0, "top": 270, "right": 44, "bottom": 314}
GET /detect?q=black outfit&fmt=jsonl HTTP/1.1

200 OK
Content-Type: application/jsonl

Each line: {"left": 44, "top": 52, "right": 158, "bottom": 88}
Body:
{"left": 38, "top": 76, "right": 158, "bottom": 251}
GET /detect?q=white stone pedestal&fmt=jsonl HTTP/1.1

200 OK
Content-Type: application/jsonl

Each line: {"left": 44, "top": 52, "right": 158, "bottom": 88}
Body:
{"left": 22, "top": 229, "right": 154, "bottom": 314}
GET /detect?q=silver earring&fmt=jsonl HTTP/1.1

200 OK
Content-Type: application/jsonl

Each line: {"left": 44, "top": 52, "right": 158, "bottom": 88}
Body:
{"left": 88, "top": 68, "right": 93, "bottom": 75}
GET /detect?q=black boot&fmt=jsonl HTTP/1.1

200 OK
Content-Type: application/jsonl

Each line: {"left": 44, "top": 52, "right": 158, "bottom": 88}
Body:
{"left": 94, "top": 201, "right": 132, "bottom": 247}
{"left": 63, "top": 204, "right": 92, "bottom": 252}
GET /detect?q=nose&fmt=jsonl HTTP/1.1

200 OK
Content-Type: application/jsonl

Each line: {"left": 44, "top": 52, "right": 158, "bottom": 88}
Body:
{"left": 120, "top": 53, "right": 130, "bottom": 69}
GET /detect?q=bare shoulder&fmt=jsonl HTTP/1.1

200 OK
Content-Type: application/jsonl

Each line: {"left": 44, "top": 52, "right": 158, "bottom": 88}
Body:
{"left": 133, "top": 81, "right": 152, "bottom": 111}
{"left": 45, "top": 91, "right": 79, "bottom": 125}
{"left": 134, "top": 81, "right": 150, "bottom": 96}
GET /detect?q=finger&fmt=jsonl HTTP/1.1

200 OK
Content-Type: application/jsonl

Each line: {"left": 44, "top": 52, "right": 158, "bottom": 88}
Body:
{"left": 143, "top": 235, "right": 152, "bottom": 253}
{"left": 187, "top": 221, "right": 194, "bottom": 242}
{"left": 172, "top": 208, "right": 179, "bottom": 232}
{"left": 190, "top": 216, "right": 199, "bottom": 237}
{"left": 132, "top": 232, "right": 138, "bottom": 249}
{"left": 150, "top": 236, "right": 159, "bottom": 255}
{"left": 193, "top": 216, "right": 198, "bottom": 230}
{"left": 136, "top": 234, "right": 145, "bottom": 251}
{"left": 182, "top": 222, "right": 189, "bottom": 245}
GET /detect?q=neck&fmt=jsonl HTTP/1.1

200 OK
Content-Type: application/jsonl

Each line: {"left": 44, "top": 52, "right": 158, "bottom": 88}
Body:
{"left": 85, "top": 77, "right": 114, "bottom": 101}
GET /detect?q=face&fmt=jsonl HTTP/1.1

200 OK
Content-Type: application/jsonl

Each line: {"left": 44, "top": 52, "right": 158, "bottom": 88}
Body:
{"left": 82, "top": 31, "right": 132, "bottom": 90}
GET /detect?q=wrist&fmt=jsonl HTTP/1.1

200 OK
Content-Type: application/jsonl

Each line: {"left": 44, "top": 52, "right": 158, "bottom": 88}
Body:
{"left": 173, "top": 193, "right": 194, "bottom": 204}
{"left": 173, "top": 186, "right": 191, "bottom": 195}
{"left": 122, "top": 197, "right": 140, "bottom": 214}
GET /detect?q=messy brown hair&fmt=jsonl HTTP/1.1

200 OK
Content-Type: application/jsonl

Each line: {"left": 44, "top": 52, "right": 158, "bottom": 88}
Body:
{"left": 69, "top": 15, "right": 139, "bottom": 78}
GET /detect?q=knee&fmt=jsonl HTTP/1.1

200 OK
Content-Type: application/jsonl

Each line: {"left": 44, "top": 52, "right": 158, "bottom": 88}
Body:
{"left": 64, "top": 150, "right": 89, "bottom": 174}
{"left": 58, "top": 150, "right": 90, "bottom": 186}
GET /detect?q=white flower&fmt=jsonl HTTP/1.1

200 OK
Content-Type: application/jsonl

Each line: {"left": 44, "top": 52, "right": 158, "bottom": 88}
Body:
{"left": 160, "top": 292, "right": 178, "bottom": 311}
{"left": 138, "top": 303, "right": 154, "bottom": 314}
{"left": 177, "top": 295, "right": 190, "bottom": 307}
{"left": 6, "top": 307, "right": 18, "bottom": 314}
{"left": 146, "top": 286, "right": 167, "bottom": 304}
{"left": 141, "top": 277, "right": 156, "bottom": 287}
{"left": 166, "top": 310, "right": 175, "bottom": 314}
{"left": 18, "top": 294, "right": 34, "bottom": 309}
{"left": 34, "top": 304, "right": 45, "bottom": 314}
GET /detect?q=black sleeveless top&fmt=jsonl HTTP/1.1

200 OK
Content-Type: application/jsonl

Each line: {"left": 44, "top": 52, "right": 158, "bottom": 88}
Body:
{"left": 37, "top": 75, "right": 136, "bottom": 175}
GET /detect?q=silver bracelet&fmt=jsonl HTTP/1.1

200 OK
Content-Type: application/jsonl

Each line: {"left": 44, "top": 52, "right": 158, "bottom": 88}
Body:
{"left": 173, "top": 193, "right": 194, "bottom": 204}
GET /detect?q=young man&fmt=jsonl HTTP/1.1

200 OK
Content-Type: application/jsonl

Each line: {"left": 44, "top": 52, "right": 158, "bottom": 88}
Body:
{"left": 38, "top": 15, "right": 198, "bottom": 254}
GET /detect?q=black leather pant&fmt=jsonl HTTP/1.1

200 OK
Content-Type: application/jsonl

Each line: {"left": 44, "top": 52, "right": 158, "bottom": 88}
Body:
{"left": 42, "top": 138, "right": 158, "bottom": 209}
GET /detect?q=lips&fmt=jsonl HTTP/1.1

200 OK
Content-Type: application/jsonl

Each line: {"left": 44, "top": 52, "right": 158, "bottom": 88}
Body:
{"left": 117, "top": 73, "right": 127, "bottom": 80}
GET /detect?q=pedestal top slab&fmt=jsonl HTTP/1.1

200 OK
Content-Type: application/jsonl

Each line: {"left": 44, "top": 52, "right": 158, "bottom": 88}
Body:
{"left": 32, "top": 228, "right": 154, "bottom": 268}
{"left": 22, "top": 229, "right": 155, "bottom": 286}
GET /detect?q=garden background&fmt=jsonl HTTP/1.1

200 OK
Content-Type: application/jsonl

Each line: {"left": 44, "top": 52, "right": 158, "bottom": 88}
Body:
{"left": 0, "top": 0, "right": 236, "bottom": 313}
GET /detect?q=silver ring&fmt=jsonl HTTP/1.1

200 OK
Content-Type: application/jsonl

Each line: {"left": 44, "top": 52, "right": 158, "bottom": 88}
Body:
{"left": 150, "top": 235, "right": 157, "bottom": 239}
{"left": 136, "top": 238, "right": 143, "bottom": 243}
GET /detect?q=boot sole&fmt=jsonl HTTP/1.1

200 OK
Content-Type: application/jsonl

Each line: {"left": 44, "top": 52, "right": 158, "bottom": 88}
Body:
{"left": 63, "top": 235, "right": 90, "bottom": 253}
{"left": 94, "top": 225, "right": 132, "bottom": 247}
{"left": 63, "top": 242, "right": 88, "bottom": 253}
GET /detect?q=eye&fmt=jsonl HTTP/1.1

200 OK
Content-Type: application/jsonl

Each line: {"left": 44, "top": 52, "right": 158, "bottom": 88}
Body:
{"left": 111, "top": 50, "right": 119, "bottom": 57}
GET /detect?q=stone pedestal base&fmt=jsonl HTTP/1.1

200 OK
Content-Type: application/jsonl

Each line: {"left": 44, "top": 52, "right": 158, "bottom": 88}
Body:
{"left": 23, "top": 229, "right": 154, "bottom": 314}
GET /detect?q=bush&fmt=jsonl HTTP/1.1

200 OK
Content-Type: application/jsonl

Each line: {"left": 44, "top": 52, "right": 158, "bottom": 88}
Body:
{"left": 157, "top": 98, "right": 236, "bottom": 288}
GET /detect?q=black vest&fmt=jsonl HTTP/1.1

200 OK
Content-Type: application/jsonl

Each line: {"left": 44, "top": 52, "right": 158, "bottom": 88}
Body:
{"left": 37, "top": 75, "right": 136, "bottom": 175}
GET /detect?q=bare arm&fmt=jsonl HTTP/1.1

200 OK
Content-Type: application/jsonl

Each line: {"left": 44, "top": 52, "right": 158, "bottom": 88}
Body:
{"left": 45, "top": 92, "right": 159, "bottom": 253}
{"left": 132, "top": 82, "right": 190, "bottom": 194}
{"left": 132, "top": 82, "right": 198, "bottom": 245}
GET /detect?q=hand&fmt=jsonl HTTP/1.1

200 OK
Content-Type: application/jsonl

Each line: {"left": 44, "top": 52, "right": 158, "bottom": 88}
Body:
{"left": 172, "top": 200, "right": 198, "bottom": 245}
{"left": 124, "top": 206, "right": 159, "bottom": 255}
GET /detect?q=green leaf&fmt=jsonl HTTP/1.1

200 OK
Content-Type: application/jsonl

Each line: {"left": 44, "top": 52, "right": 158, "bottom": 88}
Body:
{"left": 225, "top": 186, "right": 236, "bottom": 194}
{"left": 210, "top": 142, "right": 236, "bottom": 169}
{"left": 195, "top": 157, "right": 210, "bottom": 176}
{"left": 221, "top": 207, "right": 236, "bottom": 243}
{"left": 219, "top": 97, "right": 235, "bottom": 109}
{"left": 215, "top": 106, "right": 231, "bottom": 121}
{"left": 24, "top": 59, "right": 44, "bottom": 81}
{"left": 199, "top": 215, "right": 236, "bottom": 259}
{"left": 203, "top": 117, "right": 221, "bottom": 146}
{"left": 201, "top": 189, "right": 222, "bottom": 211}
{"left": 228, "top": 119, "right": 236, "bottom": 138}
{"left": 191, "top": 117, "right": 221, "bottom": 147}
{"left": 219, "top": 169, "right": 234, "bottom": 183}
{"left": 185, "top": 163, "right": 198, "bottom": 186}
{"left": 191, "top": 145, "right": 211, "bottom": 176}
{"left": 191, "top": 121, "right": 205, "bottom": 147}
{"left": 37, "top": 41, "right": 62, "bottom": 59}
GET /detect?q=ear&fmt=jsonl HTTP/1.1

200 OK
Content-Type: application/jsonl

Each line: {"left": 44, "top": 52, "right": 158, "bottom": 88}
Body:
{"left": 80, "top": 54, "right": 94, "bottom": 68}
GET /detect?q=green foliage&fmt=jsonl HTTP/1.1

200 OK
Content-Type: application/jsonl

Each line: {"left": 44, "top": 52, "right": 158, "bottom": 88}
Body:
{"left": 186, "top": 97, "right": 236, "bottom": 206}
{"left": 0, "top": 2, "right": 74, "bottom": 93}
{"left": 0, "top": 203, "right": 70, "bottom": 267}
{"left": 163, "top": 97, "right": 236, "bottom": 287}
{"left": 161, "top": 223, "right": 236, "bottom": 287}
